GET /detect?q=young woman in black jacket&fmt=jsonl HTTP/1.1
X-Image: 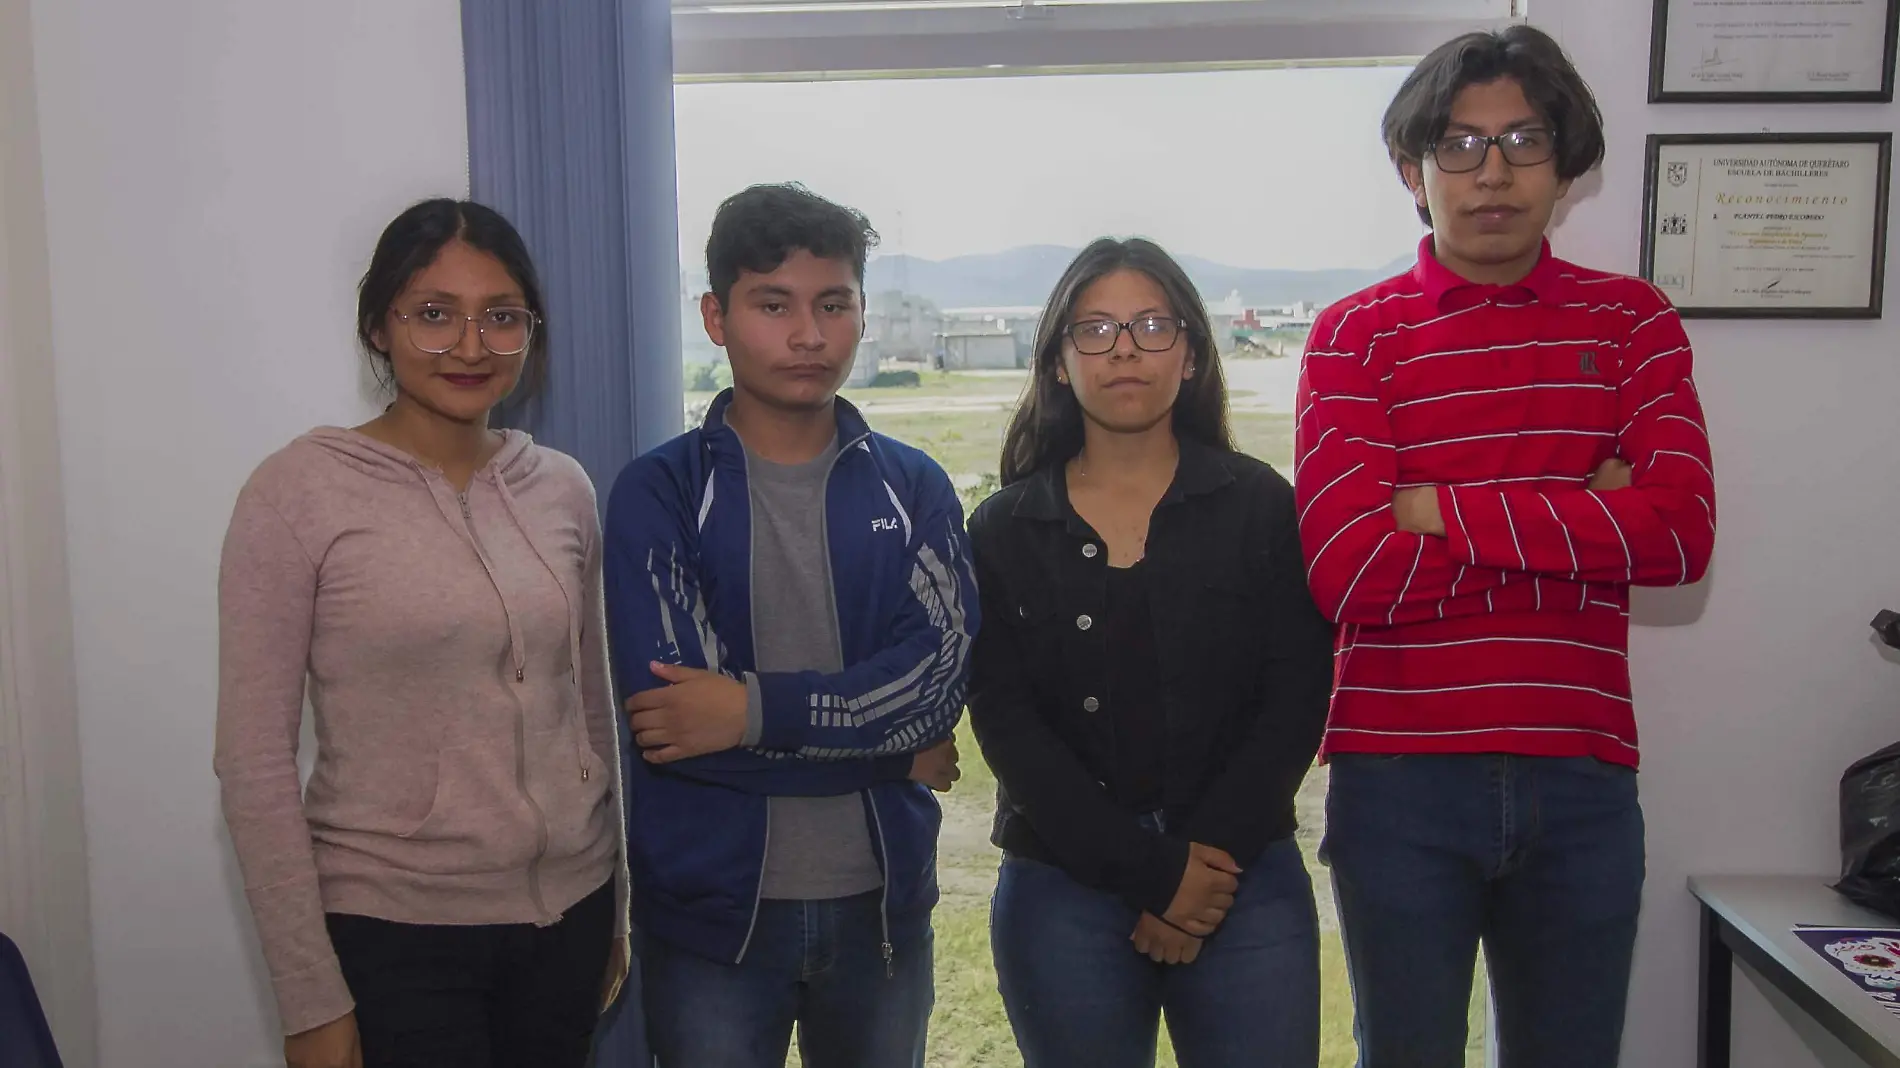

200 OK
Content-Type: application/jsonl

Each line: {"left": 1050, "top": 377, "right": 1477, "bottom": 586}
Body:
{"left": 966, "top": 238, "right": 1336, "bottom": 1068}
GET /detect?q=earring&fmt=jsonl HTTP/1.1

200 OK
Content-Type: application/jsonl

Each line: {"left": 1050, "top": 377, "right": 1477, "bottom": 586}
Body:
{"left": 1185, "top": 366, "right": 1195, "bottom": 379}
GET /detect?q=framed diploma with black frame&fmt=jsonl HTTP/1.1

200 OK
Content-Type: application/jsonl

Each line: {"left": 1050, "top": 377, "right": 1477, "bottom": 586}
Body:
{"left": 1647, "top": 0, "right": 1900, "bottom": 102}
{"left": 1640, "top": 133, "right": 1892, "bottom": 319}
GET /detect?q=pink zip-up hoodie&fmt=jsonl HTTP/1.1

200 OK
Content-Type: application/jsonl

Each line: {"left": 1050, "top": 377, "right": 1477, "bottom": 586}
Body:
{"left": 215, "top": 426, "right": 628, "bottom": 1036}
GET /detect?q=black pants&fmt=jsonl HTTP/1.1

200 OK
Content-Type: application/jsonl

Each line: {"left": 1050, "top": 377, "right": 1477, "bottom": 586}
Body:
{"left": 327, "top": 880, "right": 615, "bottom": 1068}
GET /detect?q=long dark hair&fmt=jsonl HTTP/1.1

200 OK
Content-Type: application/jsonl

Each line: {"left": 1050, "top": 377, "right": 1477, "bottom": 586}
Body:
{"left": 356, "top": 198, "right": 550, "bottom": 400}
{"left": 998, "top": 238, "right": 1233, "bottom": 486}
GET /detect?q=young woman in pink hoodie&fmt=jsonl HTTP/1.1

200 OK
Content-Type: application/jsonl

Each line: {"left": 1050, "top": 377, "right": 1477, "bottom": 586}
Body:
{"left": 216, "top": 199, "right": 628, "bottom": 1068}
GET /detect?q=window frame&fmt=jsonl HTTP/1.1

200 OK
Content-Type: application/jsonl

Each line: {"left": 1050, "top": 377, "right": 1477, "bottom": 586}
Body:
{"left": 674, "top": 0, "right": 1522, "bottom": 79}
{"left": 667, "top": 6, "right": 1519, "bottom": 1063}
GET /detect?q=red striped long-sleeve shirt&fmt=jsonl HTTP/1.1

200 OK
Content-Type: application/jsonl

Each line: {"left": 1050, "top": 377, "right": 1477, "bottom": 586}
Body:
{"left": 1294, "top": 239, "right": 1715, "bottom": 766}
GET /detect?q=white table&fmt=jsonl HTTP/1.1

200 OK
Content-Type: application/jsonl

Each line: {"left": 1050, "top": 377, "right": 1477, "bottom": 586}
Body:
{"left": 1690, "top": 875, "right": 1900, "bottom": 1068}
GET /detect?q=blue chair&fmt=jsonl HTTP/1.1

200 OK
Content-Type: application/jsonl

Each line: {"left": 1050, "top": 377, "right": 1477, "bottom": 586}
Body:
{"left": 0, "top": 931, "right": 62, "bottom": 1068}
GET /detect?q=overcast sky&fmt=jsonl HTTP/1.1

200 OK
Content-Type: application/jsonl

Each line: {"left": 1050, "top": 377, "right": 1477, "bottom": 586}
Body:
{"left": 673, "top": 64, "right": 1427, "bottom": 274}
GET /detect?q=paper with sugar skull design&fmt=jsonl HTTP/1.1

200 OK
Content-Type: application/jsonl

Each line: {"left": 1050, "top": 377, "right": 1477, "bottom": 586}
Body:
{"left": 1795, "top": 926, "right": 1900, "bottom": 1017}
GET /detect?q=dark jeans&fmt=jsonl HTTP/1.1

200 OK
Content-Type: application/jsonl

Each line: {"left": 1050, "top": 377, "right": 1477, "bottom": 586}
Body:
{"left": 325, "top": 879, "right": 615, "bottom": 1068}
{"left": 990, "top": 835, "right": 1320, "bottom": 1068}
{"left": 640, "top": 889, "right": 933, "bottom": 1068}
{"left": 1323, "top": 754, "right": 1646, "bottom": 1068}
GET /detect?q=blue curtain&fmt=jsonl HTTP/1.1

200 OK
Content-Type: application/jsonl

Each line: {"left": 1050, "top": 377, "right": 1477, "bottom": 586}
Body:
{"left": 463, "top": 0, "right": 683, "bottom": 488}
{"left": 462, "top": 2, "right": 681, "bottom": 1064}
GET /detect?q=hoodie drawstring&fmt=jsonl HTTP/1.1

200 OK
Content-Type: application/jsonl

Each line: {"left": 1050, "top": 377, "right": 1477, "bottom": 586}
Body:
{"left": 491, "top": 472, "right": 592, "bottom": 781}
{"left": 433, "top": 469, "right": 531, "bottom": 685}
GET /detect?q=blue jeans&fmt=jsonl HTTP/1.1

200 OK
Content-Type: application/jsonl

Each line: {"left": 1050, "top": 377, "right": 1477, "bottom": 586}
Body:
{"left": 640, "top": 889, "right": 932, "bottom": 1068}
{"left": 991, "top": 835, "right": 1320, "bottom": 1068}
{"left": 1323, "top": 754, "right": 1645, "bottom": 1068}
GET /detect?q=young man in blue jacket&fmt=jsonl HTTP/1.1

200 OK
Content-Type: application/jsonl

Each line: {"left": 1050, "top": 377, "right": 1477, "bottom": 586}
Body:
{"left": 603, "top": 183, "right": 977, "bottom": 1068}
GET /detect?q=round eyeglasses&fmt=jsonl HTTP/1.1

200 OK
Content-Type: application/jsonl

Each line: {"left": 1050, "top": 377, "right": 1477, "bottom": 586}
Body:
{"left": 1430, "top": 128, "right": 1557, "bottom": 174}
{"left": 1066, "top": 316, "right": 1187, "bottom": 356}
{"left": 393, "top": 303, "right": 538, "bottom": 357}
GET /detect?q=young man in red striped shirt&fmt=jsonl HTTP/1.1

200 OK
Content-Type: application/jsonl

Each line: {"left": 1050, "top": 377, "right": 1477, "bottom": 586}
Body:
{"left": 1295, "top": 26, "right": 1716, "bottom": 1068}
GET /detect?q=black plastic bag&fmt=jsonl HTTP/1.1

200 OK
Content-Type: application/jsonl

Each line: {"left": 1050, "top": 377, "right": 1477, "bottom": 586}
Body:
{"left": 1835, "top": 741, "right": 1900, "bottom": 921}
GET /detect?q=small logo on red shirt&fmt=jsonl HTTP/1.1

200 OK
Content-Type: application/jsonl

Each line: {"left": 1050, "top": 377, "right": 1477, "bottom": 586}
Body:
{"left": 1580, "top": 351, "right": 1600, "bottom": 375}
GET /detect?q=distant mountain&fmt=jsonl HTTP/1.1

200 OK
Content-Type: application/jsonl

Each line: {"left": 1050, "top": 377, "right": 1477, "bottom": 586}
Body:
{"left": 863, "top": 245, "right": 1412, "bottom": 310}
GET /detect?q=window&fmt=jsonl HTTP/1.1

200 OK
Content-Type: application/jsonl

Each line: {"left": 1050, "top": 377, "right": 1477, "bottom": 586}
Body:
{"left": 672, "top": 1, "right": 1520, "bottom": 1060}
{"left": 676, "top": 64, "right": 1426, "bottom": 477}
{"left": 675, "top": 59, "right": 1495, "bottom": 1066}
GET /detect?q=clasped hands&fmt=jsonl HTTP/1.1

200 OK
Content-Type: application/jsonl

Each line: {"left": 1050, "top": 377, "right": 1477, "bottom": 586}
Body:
{"left": 1131, "top": 843, "right": 1243, "bottom": 966}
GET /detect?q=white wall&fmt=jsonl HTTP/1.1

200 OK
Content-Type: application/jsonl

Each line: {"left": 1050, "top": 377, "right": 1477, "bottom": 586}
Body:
{"left": 13, "top": 0, "right": 1896, "bottom": 1064}
{"left": 0, "top": 0, "right": 96, "bottom": 1060}
{"left": 26, "top": 1, "right": 470, "bottom": 1063}
{"left": 1532, "top": 3, "right": 1900, "bottom": 1065}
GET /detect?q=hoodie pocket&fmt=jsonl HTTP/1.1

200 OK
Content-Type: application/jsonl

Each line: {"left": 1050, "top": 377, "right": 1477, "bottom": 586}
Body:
{"left": 306, "top": 738, "right": 439, "bottom": 843}
{"left": 533, "top": 724, "right": 615, "bottom": 865}
{"left": 395, "top": 741, "right": 543, "bottom": 874}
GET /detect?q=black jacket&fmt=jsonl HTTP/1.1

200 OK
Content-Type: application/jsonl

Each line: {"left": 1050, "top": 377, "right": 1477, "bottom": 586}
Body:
{"left": 965, "top": 441, "right": 1335, "bottom": 916}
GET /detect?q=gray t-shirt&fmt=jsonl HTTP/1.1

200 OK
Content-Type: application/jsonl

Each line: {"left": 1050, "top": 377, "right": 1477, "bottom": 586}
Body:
{"left": 740, "top": 437, "right": 884, "bottom": 900}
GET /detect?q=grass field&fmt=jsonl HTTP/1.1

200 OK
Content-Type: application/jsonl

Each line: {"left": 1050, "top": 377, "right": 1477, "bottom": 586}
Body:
{"left": 707, "top": 366, "right": 1488, "bottom": 1067}
{"left": 687, "top": 368, "right": 1297, "bottom": 485}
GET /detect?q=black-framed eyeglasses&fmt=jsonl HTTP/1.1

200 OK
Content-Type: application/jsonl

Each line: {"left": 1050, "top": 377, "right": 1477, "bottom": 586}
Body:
{"left": 393, "top": 302, "right": 539, "bottom": 356}
{"left": 1430, "top": 128, "right": 1557, "bottom": 174}
{"left": 1066, "top": 316, "right": 1187, "bottom": 356}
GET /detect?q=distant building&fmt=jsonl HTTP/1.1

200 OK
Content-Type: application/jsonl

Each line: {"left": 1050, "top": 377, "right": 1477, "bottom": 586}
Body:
{"left": 1169, "top": 290, "right": 1243, "bottom": 355}
{"left": 939, "top": 305, "right": 1040, "bottom": 367}
{"left": 1232, "top": 302, "right": 1319, "bottom": 331}
{"left": 1230, "top": 302, "right": 1316, "bottom": 357}
{"left": 844, "top": 338, "right": 880, "bottom": 387}
{"left": 1207, "top": 289, "right": 1246, "bottom": 318}
{"left": 938, "top": 331, "right": 1019, "bottom": 371}
{"left": 864, "top": 290, "right": 941, "bottom": 364}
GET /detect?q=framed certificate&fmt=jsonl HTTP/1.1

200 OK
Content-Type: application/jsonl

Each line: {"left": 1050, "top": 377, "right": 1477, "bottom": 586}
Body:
{"left": 1648, "top": 0, "right": 1900, "bottom": 102}
{"left": 1640, "top": 134, "right": 1892, "bottom": 318}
